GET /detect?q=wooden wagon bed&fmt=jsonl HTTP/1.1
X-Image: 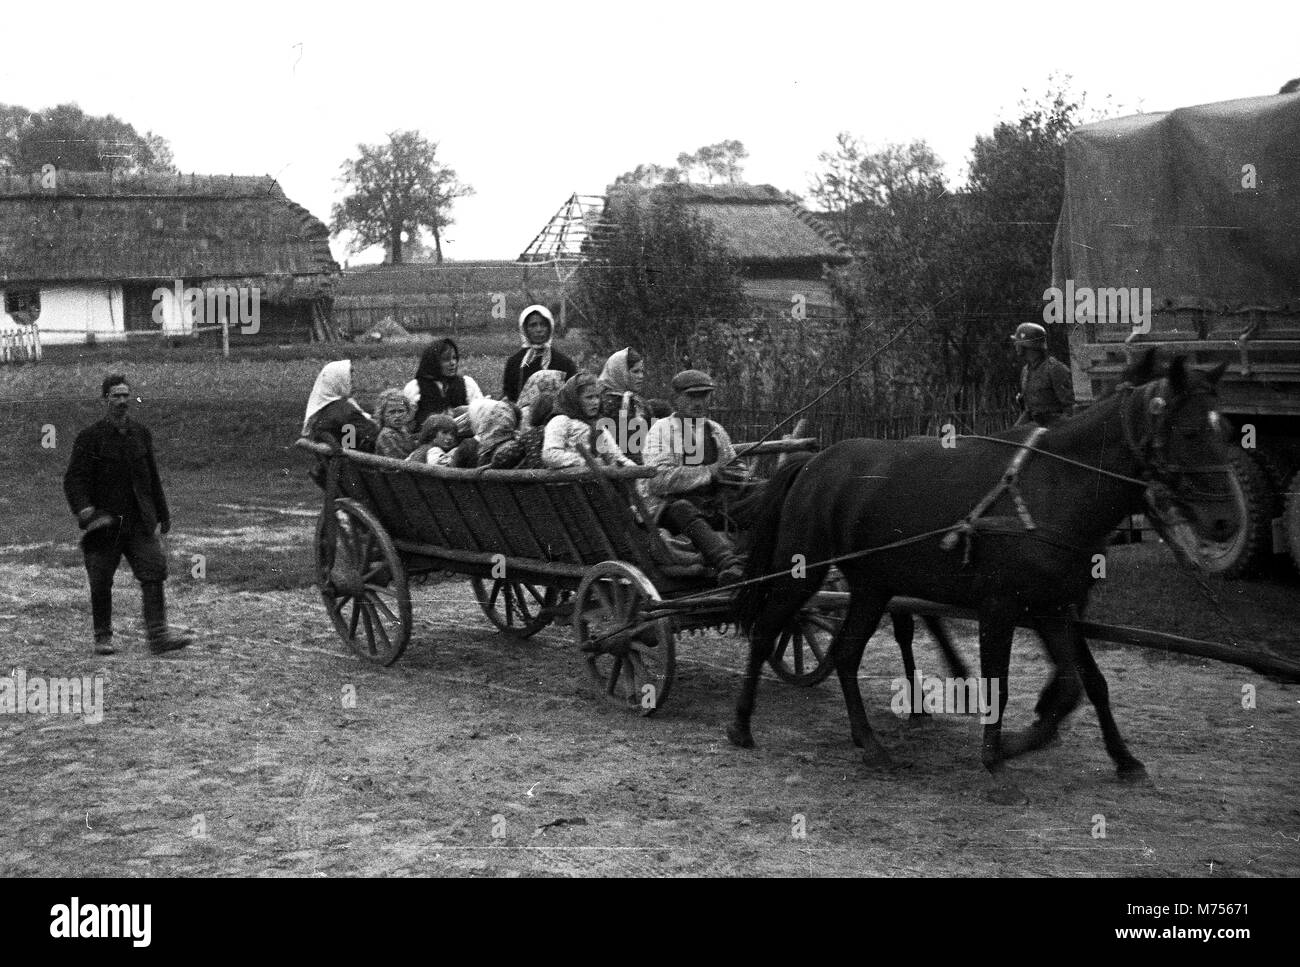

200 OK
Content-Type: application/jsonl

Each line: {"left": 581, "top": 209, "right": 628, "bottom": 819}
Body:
{"left": 296, "top": 437, "right": 843, "bottom": 711}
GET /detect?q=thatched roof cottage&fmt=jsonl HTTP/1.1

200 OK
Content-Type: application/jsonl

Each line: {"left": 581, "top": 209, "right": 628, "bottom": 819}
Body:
{"left": 599, "top": 182, "right": 851, "bottom": 316}
{"left": 0, "top": 171, "right": 339, "bottom": 346}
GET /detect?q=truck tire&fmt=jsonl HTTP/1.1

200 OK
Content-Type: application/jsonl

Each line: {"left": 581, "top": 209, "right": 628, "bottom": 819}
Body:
{"left": 1284, "top": 471, "right": 1300, "bottom": 578}
{"left": 1252, "top": 447, "right": 1294, "bottom": 518}
{"left": 1197, "top": 447, "right": 1272, "bottom": 578}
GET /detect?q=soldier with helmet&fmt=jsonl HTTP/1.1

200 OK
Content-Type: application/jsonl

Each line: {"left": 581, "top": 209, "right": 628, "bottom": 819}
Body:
{"left": 1011, "top": 322, "right": 1075, "bottom": 427}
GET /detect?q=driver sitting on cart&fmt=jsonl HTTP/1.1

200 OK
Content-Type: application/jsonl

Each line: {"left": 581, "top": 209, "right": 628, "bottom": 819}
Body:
{"left": 640, "top": 370, "right": 747, "bottom": 585}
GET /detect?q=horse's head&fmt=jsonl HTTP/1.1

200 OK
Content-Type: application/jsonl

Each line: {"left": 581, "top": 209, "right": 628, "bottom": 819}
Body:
{"left": 1117, "top": 348, "right": 1237, "bottom": 561}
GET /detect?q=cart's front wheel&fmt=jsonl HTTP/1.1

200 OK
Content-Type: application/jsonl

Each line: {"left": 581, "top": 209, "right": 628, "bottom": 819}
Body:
{"left": 574, "top": 561, "right": 676, "bottom": 714}
{"left": 471, "top": 578, "right": 558, "bottom": 638}
{"left": 315, "top": 498, "right": 411, "bottom": 665}
{"left": 769, "top": 567, "right": 844, "bottom": 686}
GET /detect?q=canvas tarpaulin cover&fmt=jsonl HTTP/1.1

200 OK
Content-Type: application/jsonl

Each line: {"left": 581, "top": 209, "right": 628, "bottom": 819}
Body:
{"left": 1052, "top": 93, "right": 1300, "bottom": 313}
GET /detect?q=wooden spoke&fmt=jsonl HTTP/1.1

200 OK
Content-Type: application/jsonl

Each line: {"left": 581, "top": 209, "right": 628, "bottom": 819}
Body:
{"left": 574, "top": 562, "right": 676, "bottom": 715}
{"left": 315, "top": 498, "right": 411, "bottom": 666}
{"left": 472, "top": 578, "right": 557, "bottom": 639}
{"left": 768, "top": 572, "right": 844, "bottom": 687}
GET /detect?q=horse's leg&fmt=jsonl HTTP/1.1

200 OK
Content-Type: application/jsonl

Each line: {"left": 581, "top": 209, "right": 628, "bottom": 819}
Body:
{"left": 728, "top": 574, "right": 821, "bottom": 750}
{"left": 890, "top": 611, "right": 925, "bottom": 720}
{"left": 835, "top": 588, "right": 892, "bottom": 767}
{"left": 1068, "top": 622, "right": 1147, "bottom": 781}
{"left": 922, "top": 615, "right": 970, "bottom": 680}
{"left": 1000, "top": 614, "right": 1081, "bottom": 760}
{"left": 976, "top": 602, "right": 1020, "bottom": 773}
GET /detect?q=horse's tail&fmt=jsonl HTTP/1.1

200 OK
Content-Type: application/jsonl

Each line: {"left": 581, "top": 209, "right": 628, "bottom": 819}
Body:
{"left": 735, "top": 452, "right": 813, "bottom": 635}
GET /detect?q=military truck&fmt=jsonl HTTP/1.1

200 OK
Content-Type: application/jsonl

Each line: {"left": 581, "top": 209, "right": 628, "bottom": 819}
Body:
{"left": 1053, "top": 91, "right": 1300, "bottom": 576}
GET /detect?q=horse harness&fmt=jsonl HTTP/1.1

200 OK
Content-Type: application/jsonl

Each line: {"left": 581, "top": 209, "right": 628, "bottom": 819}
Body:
{"left": 939, "top": 378, "right": 1223, "bottom": 567}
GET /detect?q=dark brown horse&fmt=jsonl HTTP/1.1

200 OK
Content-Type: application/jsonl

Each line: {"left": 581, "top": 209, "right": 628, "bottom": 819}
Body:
{"left": 731, "top": 351, "right": 1234, "bottom": 778}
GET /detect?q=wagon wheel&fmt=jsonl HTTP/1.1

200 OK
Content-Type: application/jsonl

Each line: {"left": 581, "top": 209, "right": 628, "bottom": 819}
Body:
{"left": 573, "top": 561, "right": 676, "bottom": 715}
{"left": 471, "top": 578, "right": 559, "bottom": 639}
{"left": 769, "top": 567, "right": 846, "bottom": 686}
{"left": 315, "top": 498, "right": 411, "bottom": 666}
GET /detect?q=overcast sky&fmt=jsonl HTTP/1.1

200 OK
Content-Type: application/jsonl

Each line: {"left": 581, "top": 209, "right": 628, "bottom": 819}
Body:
{"left": 4, "top": 1, "right": 1295, "bottom": 263}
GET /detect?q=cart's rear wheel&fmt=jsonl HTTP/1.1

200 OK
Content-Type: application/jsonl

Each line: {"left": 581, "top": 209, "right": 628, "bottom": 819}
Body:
{"left": 471, "top": 578, "right": 559, "bottom": 638}
{"left": 769, "top": 567, "right": 845, "bottom": 686}
{"left": 574, "top": 561, "right": 676, "bottom": 714}
{"left": 315, "top": 498, "right": 411, "bottom": 665}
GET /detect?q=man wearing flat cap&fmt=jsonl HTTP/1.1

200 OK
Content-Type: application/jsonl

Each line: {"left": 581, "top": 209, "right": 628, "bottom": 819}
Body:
{"left": 640, "top": 369, "right": 746, "bottom": 584}
{"left": 63, "top": 373, "right": 192, "bottom": 656}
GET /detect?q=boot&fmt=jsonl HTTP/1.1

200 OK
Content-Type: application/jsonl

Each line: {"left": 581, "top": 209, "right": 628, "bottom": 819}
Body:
{"left": 681, "top": 519, "right": 746, "bottom": 586}
{"left": 93, "top": 633, "right": 117, "bottom": 656}
{"left": 142, "top": 581, "right": 192, "bottom": 654}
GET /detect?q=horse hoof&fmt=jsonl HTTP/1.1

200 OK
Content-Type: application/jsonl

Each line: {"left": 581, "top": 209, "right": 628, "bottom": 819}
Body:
{"left": 726, "top": 724, "right": 754, "bottom": 749}
{"left": 1118, "top": 761, "right": 1150, "bottom": 785}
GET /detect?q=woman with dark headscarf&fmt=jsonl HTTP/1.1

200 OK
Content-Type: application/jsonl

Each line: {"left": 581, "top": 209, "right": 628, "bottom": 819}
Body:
{"left": 405, "top": 338, "right": 483, "bottom": 429}
{"left": 597, "top": 347, "right": 653, "bottom": 463}
{"left": 541, "top": 372, "right": 633, "bottom": 469}
{"left": 501, "top": 305, "right": 577, "bottom": 402}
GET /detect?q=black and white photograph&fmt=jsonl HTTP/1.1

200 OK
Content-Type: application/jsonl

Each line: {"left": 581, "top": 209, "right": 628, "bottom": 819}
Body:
{"left": 1, "top": 0, "right": 1296, "bottom": 905}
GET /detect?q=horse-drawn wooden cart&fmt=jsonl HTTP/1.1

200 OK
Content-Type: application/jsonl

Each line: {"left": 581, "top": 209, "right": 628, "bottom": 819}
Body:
{"left": 296, "top": 438, "right": 847, "bottom": 712}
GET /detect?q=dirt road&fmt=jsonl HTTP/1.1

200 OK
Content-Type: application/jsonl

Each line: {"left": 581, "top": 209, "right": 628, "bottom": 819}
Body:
{"left": 2, "top": 512, "right": 1297, "bottom": 877}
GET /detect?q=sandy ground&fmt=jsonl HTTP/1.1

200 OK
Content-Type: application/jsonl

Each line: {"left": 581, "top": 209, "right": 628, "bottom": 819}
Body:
{"left": 1, "top": 511, "right": 1297, "bottom": 878}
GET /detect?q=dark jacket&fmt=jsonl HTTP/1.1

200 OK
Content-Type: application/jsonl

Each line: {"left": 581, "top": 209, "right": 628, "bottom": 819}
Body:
{"left": 1016, "top": 356, "right": 1075, "bottom": 426}
{"left": 306, "top": 399, "right": 380, "bottom": 452}
{"left": 63, "top": 418, "right": 169, "bottom": 532}
{"left": 501, "top": 348, "right": 577, "bottom": 403}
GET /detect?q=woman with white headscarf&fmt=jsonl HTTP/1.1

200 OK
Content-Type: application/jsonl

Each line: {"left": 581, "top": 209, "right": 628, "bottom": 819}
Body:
{"left": 301, "top": 359, "right": 380, "bottom": 452}
{"left": 501, "top": 305, "right": 577, "bottom": 403}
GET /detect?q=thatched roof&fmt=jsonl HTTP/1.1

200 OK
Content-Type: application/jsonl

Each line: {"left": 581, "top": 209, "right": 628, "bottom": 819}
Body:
{"left": 603, "top": 183, "right": 851, "bottom": 269}
{"left": 0, "top": 170, "right": 338, "bottom": 300}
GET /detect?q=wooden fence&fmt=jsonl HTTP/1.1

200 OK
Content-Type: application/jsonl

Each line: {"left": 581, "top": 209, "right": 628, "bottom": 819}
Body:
{"left": 333, "top": 298, "right": 497, "bottom": 338}
{"left": 712, "top": 403, "right": 1020, "bottom": 445}
{"left": 0, "top": 324, "right": 41, "bottom": 363}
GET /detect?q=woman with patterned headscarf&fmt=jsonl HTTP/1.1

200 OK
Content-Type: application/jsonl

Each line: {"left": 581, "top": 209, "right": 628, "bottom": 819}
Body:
{"left": 597, "top": 347, "right": 653, "bottom": 463}
{"left": 501, "top": 305, "right": 577, "bottom": 402}
{"left": 541, "top": 372, "right": 633, "bottom": 469}
{"left": 516, "top": 369, "right": 567, "bottom": 430}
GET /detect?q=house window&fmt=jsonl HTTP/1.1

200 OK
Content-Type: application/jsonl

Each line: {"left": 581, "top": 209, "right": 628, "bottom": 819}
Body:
{"left": 4, "top": 289, "right": 40, "bottom": 324}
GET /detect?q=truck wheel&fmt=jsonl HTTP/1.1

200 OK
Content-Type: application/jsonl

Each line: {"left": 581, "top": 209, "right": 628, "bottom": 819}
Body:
{"left": 1284, "top": 471, "right": 1300, "bottom": 578}
{"left": 1252, "top": 448, "right": 1293, "bottom": 518}
{"left": 1198, "top": 448, "right": 1272, "bottom": 578}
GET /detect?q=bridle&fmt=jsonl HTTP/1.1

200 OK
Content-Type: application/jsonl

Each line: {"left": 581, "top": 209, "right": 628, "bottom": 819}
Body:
{"left": 1115, "top": 377, "right": 1231, "bottom": 488}
{"left": 942, "top": 376, "right": 1232, "bottom": 568}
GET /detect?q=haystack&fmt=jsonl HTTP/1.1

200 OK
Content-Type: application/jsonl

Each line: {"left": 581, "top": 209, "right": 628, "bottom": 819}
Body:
{"left": 364, "top": 316, "right": 416, "bottom": 342}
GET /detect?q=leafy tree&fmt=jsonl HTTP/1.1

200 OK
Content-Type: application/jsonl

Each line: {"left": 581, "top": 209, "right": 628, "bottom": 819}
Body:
{"left": 574, "top": 187, "right": 749, "bottom": 386}
{"left": 0, "top": 102, "right": 175, "bottom": 173}
{"left": 677, "top": 139, "right": 748, "bottom": 184}
{"left": 612, "top": 163, "right": 680, "bottom": 188}
{"left": 814, "top": 78, "right": 1107, "bottom": 414}
{"left": 330, "top": 130, "right": 473, "bottom": 264}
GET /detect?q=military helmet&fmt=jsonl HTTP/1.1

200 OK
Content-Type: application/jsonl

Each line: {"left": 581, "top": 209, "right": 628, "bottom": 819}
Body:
{"left": 1010, "top": 322, "right": 1048, "bottom": 346}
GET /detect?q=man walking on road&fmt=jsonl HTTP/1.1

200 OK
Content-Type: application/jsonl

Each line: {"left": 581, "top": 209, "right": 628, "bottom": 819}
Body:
{"left": 63, "top": 374, "right": 192, "bottom": 656}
